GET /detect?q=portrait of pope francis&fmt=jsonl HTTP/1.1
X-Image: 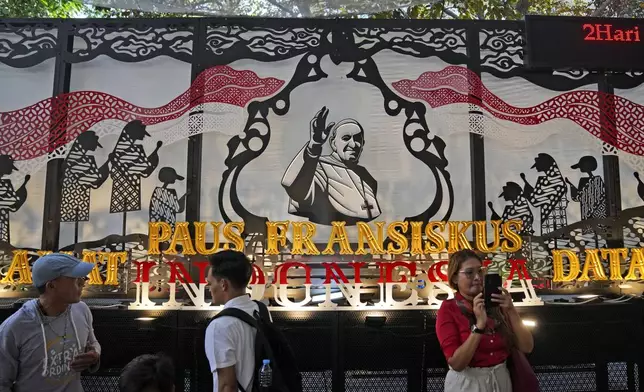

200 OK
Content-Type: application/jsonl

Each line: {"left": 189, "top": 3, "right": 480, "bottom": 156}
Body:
{"left": 281, "top": 107, "right": 382, "bottom": 225}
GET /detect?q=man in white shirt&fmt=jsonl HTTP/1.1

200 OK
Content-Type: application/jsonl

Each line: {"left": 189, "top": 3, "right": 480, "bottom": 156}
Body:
{"left": 205, "top": 250, "right": 260, "bottom": 392}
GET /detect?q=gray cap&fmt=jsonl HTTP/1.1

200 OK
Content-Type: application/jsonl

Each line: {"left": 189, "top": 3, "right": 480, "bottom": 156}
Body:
{"left": 32, "top": 253, "right": 95, "bottom": 288}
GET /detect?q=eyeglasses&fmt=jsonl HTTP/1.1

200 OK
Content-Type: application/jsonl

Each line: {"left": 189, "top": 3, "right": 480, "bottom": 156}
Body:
{"left": 459, "top": 268, "right": 485, "bottom": 279}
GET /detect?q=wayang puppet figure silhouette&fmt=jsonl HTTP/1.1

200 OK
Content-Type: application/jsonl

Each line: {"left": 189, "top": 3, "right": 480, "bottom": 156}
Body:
{"left": 0, "top": 155, "right": 29, "bottom": 243}
{"left": 149, "top": 167, "right": 186, "bottom": 229}
{"left": 634, "top": 172, "right": 644, "bottom": 202}
{"left": 109, "top": 120, "right": 162, "bottom": 214}
{"left": 60, "top": 131, "right": 110, "bottom": 222}
{"left": 566, "top": 156, "right": 606, "bottom": 233}
{"left": 520, "top": 153, "right": 568, "bottom": 236}
{"left": 488, "top": 181, "right": 534, "bottom": 236}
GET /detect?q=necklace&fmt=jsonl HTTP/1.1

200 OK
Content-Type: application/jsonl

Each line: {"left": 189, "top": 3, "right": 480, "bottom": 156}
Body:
{"left": 38, "top": 301, "right": 70, "bottom": 360}
{"left": 46, "top": 315, "right": 69, "bottom": 339}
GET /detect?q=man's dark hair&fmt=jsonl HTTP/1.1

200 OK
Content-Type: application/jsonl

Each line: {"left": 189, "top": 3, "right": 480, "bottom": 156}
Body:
{"left": 36, "top": 285, "right": 46, "bottom": 295}
{"left": 208, "top": 250, "right": 252, "bottom": 289}
{"left": 119, "top": 354, "right": 175, "bottom": 392}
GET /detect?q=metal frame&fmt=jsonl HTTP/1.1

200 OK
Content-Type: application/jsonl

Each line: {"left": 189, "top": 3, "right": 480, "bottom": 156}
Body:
{"left": 466, "top": 26, "right": 486, "bottom": 221}
{"left": 2, "top": 18, "right": 644, "bottom": 390}
{"left": 0, "top": 17, "right": 641, "bottom": 271}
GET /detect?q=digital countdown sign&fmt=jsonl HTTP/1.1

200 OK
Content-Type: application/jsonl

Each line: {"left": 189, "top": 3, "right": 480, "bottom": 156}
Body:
{"left": 524, "top": 15, "right": 644, "bottom": 71}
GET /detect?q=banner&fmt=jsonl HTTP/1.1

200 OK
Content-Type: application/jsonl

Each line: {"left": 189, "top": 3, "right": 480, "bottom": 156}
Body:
{"left": 1, "top": 20, "right": 644, "bottom": 308}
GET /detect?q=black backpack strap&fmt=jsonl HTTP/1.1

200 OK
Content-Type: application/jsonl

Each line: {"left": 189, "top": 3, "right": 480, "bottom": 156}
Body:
{"left": 213, "top": 306, "right": 280, "bottom": 390}
{"left": 213, "top": 308, "right": 260, "bottom": 328}
{"left": 253, "top": 300, "right": 271, "bottom": 323}
{"left": 212, "top": 308, "right": 260, "bottom": 392}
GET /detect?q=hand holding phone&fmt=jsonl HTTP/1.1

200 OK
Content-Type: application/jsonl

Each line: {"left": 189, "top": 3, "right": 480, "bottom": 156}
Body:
{"left": 484, "top": 273, "right": 502, "bottom": 310}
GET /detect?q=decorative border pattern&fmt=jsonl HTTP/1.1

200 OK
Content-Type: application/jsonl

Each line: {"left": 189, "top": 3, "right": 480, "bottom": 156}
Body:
{"left": 205, "top": 25, "right": 323, "bottom": 62}
{"left": 0, "top": 23, "right": 58, "bottom": 68}
{"left": 218, "top": 38, "right": 456, "bottom": 233}
{"left": 68, "top": 23, "right": 194, "bottom": 63}
{"left": 480, "top": 28, "right": 599, "bottom": 90}
{"left": 0, "top": 19, "right": 642, "bottom": 297}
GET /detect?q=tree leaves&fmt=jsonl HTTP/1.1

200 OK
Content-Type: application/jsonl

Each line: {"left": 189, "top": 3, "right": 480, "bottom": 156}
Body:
{"left": 373, "top": 0, "right": 637, "bottom": 20}
{"left": 0, "top": 0, "right": 640, "bottom": 24}
{"left": 0, "top": 0, "right": 192, "bottom": 18}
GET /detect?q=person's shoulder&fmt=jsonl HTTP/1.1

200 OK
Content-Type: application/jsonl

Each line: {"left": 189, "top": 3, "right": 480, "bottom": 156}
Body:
{"left": 353, "top": 164, "right": 377, "bottom": 183}
{"left": 206, "top": 312, "right": 247, "bottom": 342}
{"left": 70, "top": 301, "right": 93, "bottom": 321}
{"left": 0, "top": 311, "right": 22, "bottom": 334}
{"left": 207, "top": 310, "right": 243, "bottom": 330}
{"left": 251, "top": 299, "right": 265, "bottom": 311}
{"left": 71, "top": 301, "right": 91, "bottom": 314}
{"left": 437, "top": 298, "right": 457, "bottom": 313}
{"left": 0, "top": 303, "right": 35, "bottom": 337}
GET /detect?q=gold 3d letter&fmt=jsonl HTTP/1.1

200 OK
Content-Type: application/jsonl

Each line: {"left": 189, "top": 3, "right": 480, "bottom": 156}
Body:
{"left": 552, "top": 249, "right": 580, "bottom": 282}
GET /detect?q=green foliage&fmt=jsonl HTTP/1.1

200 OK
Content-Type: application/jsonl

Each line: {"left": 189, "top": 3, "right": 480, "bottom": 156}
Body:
{"left": 0, "top": 0, "right": 84, "bottom": 18}
{"left": 374, "top": 0, "right": 642, "bottom": 20}
{"left": 0, "top": 0, "right": 190, "bottom": 18}
{"left": 0, "top": 0, "right": 641, "bottom": 20}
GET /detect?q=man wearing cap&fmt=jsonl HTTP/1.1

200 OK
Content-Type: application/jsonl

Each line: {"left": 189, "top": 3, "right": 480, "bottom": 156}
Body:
{"left": 109, "top": 120, "right": 163, "bottom": 214}
{"left": 149, "top": 167, "right": 186, "bottom": 229}
{"left": 0, "top": 253, "right": 101, "bottom": 392}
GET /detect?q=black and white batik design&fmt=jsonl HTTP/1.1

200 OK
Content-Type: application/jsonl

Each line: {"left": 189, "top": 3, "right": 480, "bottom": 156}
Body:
{"left": 60, "top": 133, "right": 109, "bottom": 222}
{"left": 489, "top": 181, "right": 535, "bottom": 236}
{"left": 0, "top": 155, "right": 29, "bottom": 243}
{"left": 148, "top": 167, "right": 186, "bottom": 228}
{"left": 521, "top": 153, "right": 568, "bottom": 236}
{"left": 282, "top": 110, "right": 381, "bottom": 226}
{"left": 109, "top": 121, "right": 161, "bottom": 214}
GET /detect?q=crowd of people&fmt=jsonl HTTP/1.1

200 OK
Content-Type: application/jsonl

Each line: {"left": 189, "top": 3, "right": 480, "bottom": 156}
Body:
{"left": 0, "top": 249, "right": 535, "bottom": 392}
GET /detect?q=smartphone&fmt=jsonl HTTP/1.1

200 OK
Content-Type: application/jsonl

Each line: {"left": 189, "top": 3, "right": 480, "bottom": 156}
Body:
{"left": 484, "top": 273, "right": 503, "bottom": 309}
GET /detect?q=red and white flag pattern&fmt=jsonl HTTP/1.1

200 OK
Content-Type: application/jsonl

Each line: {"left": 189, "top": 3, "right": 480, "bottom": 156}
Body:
{"left": 0, "top": 66, "right": 285, "bottom": 165}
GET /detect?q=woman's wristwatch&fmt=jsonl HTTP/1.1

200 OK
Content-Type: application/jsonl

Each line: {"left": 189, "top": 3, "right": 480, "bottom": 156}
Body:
{"left": 471, "top": 324, "right": 485, "bottom": 334}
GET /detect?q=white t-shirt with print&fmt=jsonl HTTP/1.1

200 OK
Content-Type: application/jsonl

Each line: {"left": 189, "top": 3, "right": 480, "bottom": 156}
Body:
{"left": 205, "top": 295, "right": 259, "bottom": 392}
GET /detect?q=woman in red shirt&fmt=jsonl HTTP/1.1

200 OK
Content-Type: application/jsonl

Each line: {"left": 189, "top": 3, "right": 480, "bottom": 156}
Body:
{"left": 436, "top": 249, "right": 534, "bottom": 392}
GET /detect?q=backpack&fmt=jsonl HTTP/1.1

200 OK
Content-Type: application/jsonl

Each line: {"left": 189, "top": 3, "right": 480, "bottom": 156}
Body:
{"left": 212, "top": 300, "right": 303, "bottom": 392}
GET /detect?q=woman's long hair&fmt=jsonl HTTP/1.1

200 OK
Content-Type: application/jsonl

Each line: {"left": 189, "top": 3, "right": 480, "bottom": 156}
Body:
{"left": 448, "top": 249, "right": 515, "bottom": 350}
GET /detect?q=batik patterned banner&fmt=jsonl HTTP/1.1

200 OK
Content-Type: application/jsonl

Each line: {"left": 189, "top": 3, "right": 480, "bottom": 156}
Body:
{"left": 2, "top": 21, "right": 644, "bottom": 298}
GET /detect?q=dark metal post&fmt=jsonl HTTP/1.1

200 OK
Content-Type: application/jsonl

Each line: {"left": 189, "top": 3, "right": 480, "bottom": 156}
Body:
{"left": 332, "top": 311, "right": 345, "bottom": 392}
{"left": 171, "top": 19, "right": 207, "bottom": 391}
{"left": 186, "top": 19, "right": 206, "bottom": 230}
{"left": 466, "top": 26, "right": 487, "bottom": 222}
{"left": 73, "top": 207, "right": 79, "bottom": 245}
{"left": 121, "top": 196, "right": 127, "bottom": 252}
{"left": 598, "top": 73, "right": 623, "bottom": 249}
{"left": 41, "top": 22, "right": 73, "bottom": 251}
{"left": 184, "top": 19, "right": 207, "bottom": 286}
{"left": 407, "top": 312, "right": 426, "bottom": 392}
{"left": 627, "top": 361, "right": 635, "bottom": 391}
